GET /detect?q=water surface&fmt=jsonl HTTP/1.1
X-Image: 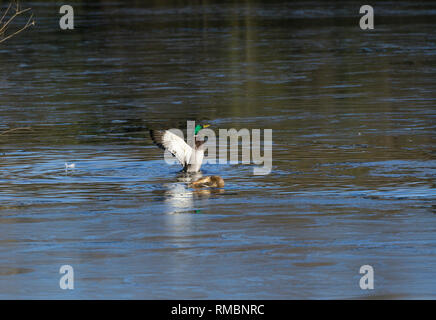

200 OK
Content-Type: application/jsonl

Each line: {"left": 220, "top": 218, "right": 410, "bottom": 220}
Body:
{"left": 0, "top": 0, "right": 435, "bottom": 299}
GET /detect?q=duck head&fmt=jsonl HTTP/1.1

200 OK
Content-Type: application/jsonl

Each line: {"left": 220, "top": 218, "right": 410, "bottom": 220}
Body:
{"left": 194, "top": 124, "right": 210, "bottom": 135}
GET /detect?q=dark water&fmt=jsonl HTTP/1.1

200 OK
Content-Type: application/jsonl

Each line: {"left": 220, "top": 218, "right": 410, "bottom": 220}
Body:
{"left": 0, "top": 1, "right": 435, "bottom": 299}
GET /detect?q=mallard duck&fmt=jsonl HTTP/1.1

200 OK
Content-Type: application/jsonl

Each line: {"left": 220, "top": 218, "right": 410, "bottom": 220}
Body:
{"left": 190, "top": 175, "right": 225, "bottom": 188}
{"left": 150, "top": 124, "right": 209, "bottom": 173}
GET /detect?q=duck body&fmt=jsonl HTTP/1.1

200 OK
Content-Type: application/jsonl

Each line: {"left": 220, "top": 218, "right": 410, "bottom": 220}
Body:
{"left": 184, "top": 137, "right": 206, "bottom": 172}
{"left": 190, "top": 175, "right": 225, "bottom": 188}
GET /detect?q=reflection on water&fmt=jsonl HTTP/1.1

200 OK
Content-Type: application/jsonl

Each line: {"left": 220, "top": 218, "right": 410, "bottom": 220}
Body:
{"left": 164, "top": 183, "right": 195, "bottom": 214}
{"left": 0, "top": 0, "right": 435, "bottom": 299}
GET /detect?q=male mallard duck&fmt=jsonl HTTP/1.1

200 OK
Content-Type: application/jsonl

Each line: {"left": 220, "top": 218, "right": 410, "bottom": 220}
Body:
{"left": 150, "top": 124, "right": 209, "bottom": 173}
{"left": 190, "top": 175, "right": 225, "bottom": 188}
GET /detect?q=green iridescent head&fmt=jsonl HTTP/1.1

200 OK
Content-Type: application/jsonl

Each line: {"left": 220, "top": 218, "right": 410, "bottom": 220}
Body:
{"left": 194, "top": 124, "right": 210, "bottom": 135}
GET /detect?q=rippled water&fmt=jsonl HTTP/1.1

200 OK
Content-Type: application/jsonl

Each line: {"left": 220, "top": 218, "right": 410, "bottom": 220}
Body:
{"left": 0, "top": 1, "right": 435, "bottom": 299}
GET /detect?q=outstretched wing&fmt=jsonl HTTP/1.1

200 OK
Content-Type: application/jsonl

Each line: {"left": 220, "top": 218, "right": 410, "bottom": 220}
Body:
{"left": 150, "top": 130, "right": 193, "bottom": 167}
